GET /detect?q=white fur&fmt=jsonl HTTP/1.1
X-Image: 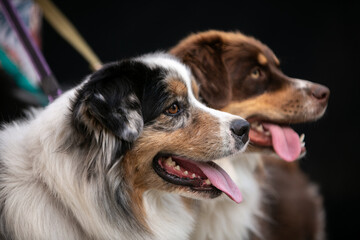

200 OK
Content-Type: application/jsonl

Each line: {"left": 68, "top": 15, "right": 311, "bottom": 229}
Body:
{"left": 292, "top": 78, "right": 310, "bottom": 89}
{"left": 191, "top": 153, "right": 263, "bottom": 240}
{"left": 0, "top": 90, "right": 146, "bottom": 239}
{"left": 143, "top": 190, "right": 197, "bottom": 240}
{"left": 0, "top": 53, "right": 254, "bottom": 239}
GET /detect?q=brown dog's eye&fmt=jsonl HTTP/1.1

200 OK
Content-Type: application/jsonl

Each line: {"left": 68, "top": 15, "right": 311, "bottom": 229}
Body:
{"left": 165, "top": 103, "right": 180, "bottom": 115}
{"left": 250, "top": 68, "right": 261, "bottom": 79}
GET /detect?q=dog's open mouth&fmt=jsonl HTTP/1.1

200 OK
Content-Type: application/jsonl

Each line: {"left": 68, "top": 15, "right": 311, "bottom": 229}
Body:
{"left": 248, "top": 120, "right": 306, "bottom": 162}
{"left": 153, "top": 155, "right": 242, "bottom": 203}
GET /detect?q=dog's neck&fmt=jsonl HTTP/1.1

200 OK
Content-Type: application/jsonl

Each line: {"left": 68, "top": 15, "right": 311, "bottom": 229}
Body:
{"left": 143, "top": 190, "right": 198, "bottom": 240}
{"left": 190, "top": 154, "right": 264, "bottom": 240}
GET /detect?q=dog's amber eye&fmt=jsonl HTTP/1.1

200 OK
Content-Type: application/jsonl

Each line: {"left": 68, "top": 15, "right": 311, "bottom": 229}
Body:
{"left": 250, "top": 68, "right": 260, "bottom": 79}
{"left": 166, "top": 103, "right": 180, "bottom": 115}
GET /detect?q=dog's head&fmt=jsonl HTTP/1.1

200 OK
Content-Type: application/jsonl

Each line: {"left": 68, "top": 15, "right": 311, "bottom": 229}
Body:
{"left": 170, "top": 30, "right": 330, "bottom": 161}
{"left": 71, "top": 53, "right": 249, "bottom": 204}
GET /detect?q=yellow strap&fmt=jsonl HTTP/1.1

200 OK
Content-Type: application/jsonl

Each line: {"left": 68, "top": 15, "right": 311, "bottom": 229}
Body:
{"left": 35, "top": 0, "right": 102, "bottom": 71}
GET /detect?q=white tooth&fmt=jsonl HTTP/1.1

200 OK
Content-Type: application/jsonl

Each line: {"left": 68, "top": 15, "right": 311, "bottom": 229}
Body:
{"left": 256, "top": 124, "right": 264, "bottom": 132}
{"left": 301, "top": 142, "right": 305, "bottom": 147}
{"left": 184, "top": 171, "right": 188, "bottom": 175}
{"left": 299, "top": 133, "right": 305, "bottom": 142}
{"left": 165, "top": 157, "right": 172, "bottom": 166}
{"left": 192, "top": 174, "right": 196, "bottom": 178}
{"left": 175, "top": 165, "right": 180, "bottom": 171}
{"left": 205, "top": 179, "right": 211, "bottom": 185}
{"left": 264, "top": 131, "right": 271, "bottom": 136}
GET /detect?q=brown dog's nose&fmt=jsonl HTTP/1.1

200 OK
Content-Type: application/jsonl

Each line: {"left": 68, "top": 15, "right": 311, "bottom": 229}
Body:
{"left": 311, "top": 84, "right": 330, "bottom": 102}
{"left": 231, "top": 119, "right": 250, "bottom": 144}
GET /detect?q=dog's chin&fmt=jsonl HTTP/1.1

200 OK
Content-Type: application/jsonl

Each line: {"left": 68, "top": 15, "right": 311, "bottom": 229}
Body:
{"left": 152, "top": 154, "right": 222, "bottom": 199}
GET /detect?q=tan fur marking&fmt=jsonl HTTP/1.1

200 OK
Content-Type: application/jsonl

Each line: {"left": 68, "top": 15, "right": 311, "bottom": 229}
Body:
{"left": 167, "top": 78, "right": 187, "bottom": 97}
{"left": 140, "top": 110, "right": 221, "bottom": 161}
{"left": 131, "top": 109, "right": 222, "bottom": 168}
{"left": 258, "top": 53, "right": 268, "bottom": 65}
{"left": 191, "top": 78, "right": 200, "bottom": 99}
{"left": 221, "top": 85, "right": 325, "bottom": 123}
{"left": 121, "top": 109, "right": 223, "bottom": 206}
{"left": 121, "top": 156, "right": 152, "bottom": 233}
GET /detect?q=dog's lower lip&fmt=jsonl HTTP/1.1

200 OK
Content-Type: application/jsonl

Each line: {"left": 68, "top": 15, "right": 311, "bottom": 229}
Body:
{"left": 152, "top": 155, "right": 215, "bottom": 190}
{"left": 153, "top": 155, "right": 243, "bottom": 203}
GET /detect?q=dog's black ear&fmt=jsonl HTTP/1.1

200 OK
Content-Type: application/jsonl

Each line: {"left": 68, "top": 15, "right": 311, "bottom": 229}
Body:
{"left": 72, "top": 62, "right": 144, "bottom": 143}
{"left": 170, "top": 38, "right": 231, "bottom": 109}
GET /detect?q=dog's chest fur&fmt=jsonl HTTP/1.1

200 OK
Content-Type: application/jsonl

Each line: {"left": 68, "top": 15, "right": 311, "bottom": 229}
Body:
{"left": 143, "top": 191, "right": 197, "bottom": 240}
{"left": 191, "top": 155, "right": 263, "bottom": 240}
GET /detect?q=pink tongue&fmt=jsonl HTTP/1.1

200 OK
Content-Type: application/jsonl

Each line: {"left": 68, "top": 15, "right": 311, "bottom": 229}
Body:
{"left": 193, "top": 161, "right": 242, "bottom": 203}
{"left": 263, "top": 123, "right": 301, "bottom": 162}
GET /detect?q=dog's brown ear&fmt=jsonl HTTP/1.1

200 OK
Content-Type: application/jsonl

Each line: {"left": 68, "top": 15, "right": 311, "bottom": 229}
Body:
{"left": 72, "top": 61, "right": 144, "bottom": 143}
{"left": 170, "top": 41, "right": 231, "bottom": 109}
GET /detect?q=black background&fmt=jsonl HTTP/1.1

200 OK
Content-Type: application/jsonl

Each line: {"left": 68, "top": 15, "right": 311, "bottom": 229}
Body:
{"left": 4, "top": 0, "right": 360, "bottom": 239}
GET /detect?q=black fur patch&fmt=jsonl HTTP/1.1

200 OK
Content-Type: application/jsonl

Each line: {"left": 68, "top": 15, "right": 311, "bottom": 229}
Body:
{"left": 72, "top": 60, "right": 171, "bottom": 141}
{"left": 70, "top": 59, "right": 174, "bottom": 170}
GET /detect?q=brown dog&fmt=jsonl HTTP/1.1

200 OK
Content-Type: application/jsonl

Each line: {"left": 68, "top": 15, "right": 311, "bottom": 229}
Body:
{"left": 170, "top": 30, "right": 329, "bottom": 239}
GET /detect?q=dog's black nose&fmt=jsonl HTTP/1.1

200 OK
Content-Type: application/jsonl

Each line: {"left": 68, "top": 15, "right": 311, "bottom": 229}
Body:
{"left": 230, "top": 119, "right": 250, "bottom": 144}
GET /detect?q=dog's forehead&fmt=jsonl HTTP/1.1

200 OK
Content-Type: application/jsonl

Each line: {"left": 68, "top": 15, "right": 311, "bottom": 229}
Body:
{"left": 165, "top": 77, "right": 188, "bottom": 97}
{"left": 230, "top": 35, "right": 280, "bottom": 67}
{"left": 138, "top": 53, "right": 194, "bottom": 95}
